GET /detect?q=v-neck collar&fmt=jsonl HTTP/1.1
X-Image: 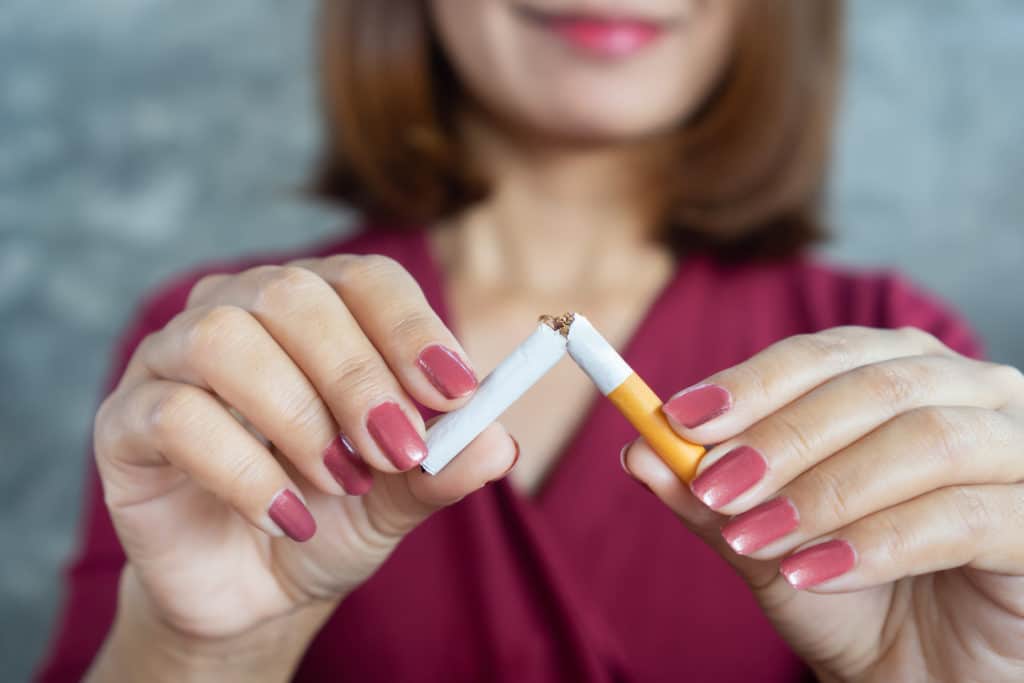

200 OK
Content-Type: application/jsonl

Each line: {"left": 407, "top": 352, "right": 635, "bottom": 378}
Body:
{"left": 410, "top": 227, "right": 703, "bottom": 512}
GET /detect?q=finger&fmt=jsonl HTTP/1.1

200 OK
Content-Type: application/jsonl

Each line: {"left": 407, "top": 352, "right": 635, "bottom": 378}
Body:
{"left": 293, "top": 255, "right": 478, "bottom": 410}
{"left": 127, "top": 305, "right": 369, "bottom": 497}
{"left": 95, "top": 380, "right": 317, "bottom": 542}
{"left": 778, "top": 484, "right": 1024, "bottom": 593}
{"left": 621, "top": 438, "right": 779, "bottom": 589}
{"left": 326, "top": 423, "right": 517, "bottom": 552}
{"left": 187, "top": 266, "right": 428, "bottom": 474}
{"left": 662, "top": 326, "right": 953, "bottom": 444}
{"left": 719, "top": 406, "right": 1023, "bottom": 560}
{"left": 694, "top": 355, "right": 1013, "bottom": 514}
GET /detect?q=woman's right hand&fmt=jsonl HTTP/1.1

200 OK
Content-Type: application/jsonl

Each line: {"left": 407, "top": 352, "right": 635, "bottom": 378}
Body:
{"left": 88, "top": 255, "right": 515, "bottom": 680}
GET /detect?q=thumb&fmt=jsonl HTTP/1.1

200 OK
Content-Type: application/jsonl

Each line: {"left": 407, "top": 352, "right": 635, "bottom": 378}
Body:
{"left": 622, "top": 438, "right": 779, "bottom": 590}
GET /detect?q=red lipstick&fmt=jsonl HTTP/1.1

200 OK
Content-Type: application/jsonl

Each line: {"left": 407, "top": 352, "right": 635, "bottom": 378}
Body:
{"left": 547, "top": 16, "right": 663, "bottom": 57}
{"left": 517, "top": 6, "right": 668, "bottom": 59}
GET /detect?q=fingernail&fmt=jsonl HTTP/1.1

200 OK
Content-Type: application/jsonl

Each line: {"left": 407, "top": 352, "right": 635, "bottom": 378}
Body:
{"left": 781, "top": 540, "right": 856, "bottom": 589}
{"left": 663, "top": 384, "right": 732, "bottom": 428}
{"left": 619, "top": 441, "right": 653, "bottom": 493}
{"left": 505, "top": 435, "right": 520, "bottom": 475}
{"left": 367, "top": 402, "right": 428, "bottom": 470}
{"left": 721, "top": 497, "right": 798, "bottom": 555}
{"left": 691, "top": 446, "right": 767, "bottom": 509}
{"left": 324, "top": 434, "right": 373, "bottom": 495}
{"left": 417, "top": 345, "right": 478, "bottom": 399}
{"left": 268, "top": 489, "right": 316, "bottom": 542}
{"left": 490, "top": 435, "right": 520, "bottom": 484}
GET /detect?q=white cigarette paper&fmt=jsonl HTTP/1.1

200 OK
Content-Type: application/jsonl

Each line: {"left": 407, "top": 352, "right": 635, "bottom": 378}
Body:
{"left": 564, "top": 313, "right": 630, "bottom": 393}
{"left": 421, "top": 323, "right": 568, "bottom": 475}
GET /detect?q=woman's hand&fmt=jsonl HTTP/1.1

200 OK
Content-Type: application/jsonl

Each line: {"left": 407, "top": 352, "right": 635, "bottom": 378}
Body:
{"left": 89, "top": 255, "right": 515, "bottom": 681}
{"left": 622, "top": 326, "right": 1024, "bottom": 683}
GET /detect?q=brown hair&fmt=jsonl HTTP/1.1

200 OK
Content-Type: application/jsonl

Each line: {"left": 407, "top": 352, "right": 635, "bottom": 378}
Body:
{"left": 313, "top": 1, "right": 844, "bottom": 260}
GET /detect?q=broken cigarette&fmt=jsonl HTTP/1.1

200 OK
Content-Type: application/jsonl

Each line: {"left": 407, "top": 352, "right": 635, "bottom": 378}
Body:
{"left": 421, "top": 312, "right": 706, "bottom": 483}
{"left": 563, "top": 313, "right": 706, "bottom": 483}
{"left": 420, "top": 322, "right": 568, "bottom": 475}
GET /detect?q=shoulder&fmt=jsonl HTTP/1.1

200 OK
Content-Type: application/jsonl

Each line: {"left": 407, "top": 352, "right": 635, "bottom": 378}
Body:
{"left": 695, "top": 254, "right": 984, "bottom": 358}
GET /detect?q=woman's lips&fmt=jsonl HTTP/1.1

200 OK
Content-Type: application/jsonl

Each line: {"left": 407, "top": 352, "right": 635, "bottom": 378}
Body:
{"left": 518, "top": 8, "right": 669, "bottom": 59}
{"left": 548, "top": 16, "right": 663, "bottom": 58}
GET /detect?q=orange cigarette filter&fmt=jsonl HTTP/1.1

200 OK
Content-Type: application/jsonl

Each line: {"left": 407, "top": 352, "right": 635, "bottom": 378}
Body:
{"left": 547, "top": 313, "right": 706, "bottom": 483}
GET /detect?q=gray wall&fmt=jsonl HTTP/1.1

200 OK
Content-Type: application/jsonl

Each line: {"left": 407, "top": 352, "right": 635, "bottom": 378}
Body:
{"left": 1, "top": 1, "right": 1021, "bottom": 680}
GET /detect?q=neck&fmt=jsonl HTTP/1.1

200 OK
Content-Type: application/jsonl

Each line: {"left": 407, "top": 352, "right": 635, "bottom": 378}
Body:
{"left": 434, "top": 108, "right": 670, "bottom": 296}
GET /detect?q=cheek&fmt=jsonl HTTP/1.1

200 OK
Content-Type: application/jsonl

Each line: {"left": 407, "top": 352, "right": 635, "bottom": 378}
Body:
{"left": 431, "top": 0, "right": 740, "bottom": 142}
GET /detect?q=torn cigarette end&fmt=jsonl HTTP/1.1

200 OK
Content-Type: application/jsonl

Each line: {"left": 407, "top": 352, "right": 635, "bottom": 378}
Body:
{"left": 539, "top": 312, "right": 575, "bottom": 337}
{"left": 565, "top": 313, "right": 706, "bottom": 483}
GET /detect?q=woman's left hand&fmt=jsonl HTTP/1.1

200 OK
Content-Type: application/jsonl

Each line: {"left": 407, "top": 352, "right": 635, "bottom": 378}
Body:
{"left": 622, "top": 326, "right": 1024, "bottom": 683}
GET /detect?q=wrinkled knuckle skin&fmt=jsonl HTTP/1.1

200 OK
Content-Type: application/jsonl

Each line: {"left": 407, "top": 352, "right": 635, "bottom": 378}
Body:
{"left": 796, "top": 330, "right": 856, "bottom": 372}
{"left": 328, "top": 254, "right": 404, "bottom": 289}
{"left": 951, "top": 485, "right": 995, "bottom": 538}
{"left": 251, "top": 266, "right": 328, "bottom": 315}
{"left": 389, "top": 311, "right": 439, "bottom": 346}
{"left": 276, "top": 389, "right": 328, "bottom": 437}
{"left": 904, "top": 407, "right": 971, "bottom": 472}
{"left": 147, "top": 384, "right": 206, "bottom": 442}
{"left": 807, "top": 466, "right": 855, "bottom": 529}
{"left": 186, "top": 273, "right": 226, "bottom": 308}
{"left": 328, "top": 355, "right": 385, "bottom": 402}
{"left": 857, "top": 361, "right": 921, "bottom": 409}
{"left": 875, "top": 513, "right": 913, "bottom": 566}
{"left": 185, "top": 305, "right": 252, "bottom": 368}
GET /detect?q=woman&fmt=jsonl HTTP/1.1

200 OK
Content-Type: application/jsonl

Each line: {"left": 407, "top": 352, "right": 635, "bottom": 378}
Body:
{"left": 37, "top": 1, "right": 1024, "bottom": 681}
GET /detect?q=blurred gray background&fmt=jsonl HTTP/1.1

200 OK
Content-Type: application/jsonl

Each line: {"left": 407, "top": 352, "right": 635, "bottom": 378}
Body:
{"left": 1, "top": 1, "right": 1021, "bottom": 679}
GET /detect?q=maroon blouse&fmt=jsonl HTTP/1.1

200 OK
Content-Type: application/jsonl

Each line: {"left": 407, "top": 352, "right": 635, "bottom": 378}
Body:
{"left": 36, "top": 228, "right": 981, "bottom": 682}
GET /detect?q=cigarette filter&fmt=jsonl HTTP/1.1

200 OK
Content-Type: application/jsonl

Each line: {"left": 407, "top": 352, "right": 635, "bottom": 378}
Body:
{"left": 421, "top": 322, "right": 568, "bottom": 475}
{"left": 564, "top": 313, "right": 706, "bottom": 483}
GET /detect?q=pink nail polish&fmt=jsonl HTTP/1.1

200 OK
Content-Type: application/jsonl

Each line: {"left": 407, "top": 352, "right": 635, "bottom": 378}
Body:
{"left": 417, "top": 345, "right": 478, "bottom": 399}
{"left": 691, "top": 446, "right": 767, "bottom": 509}
{"left": 367, "top": 402, "right": 428, "bottom": 470}
{"left": 663, "top": 384, "right": 732, "bottom": 428}
{"left": 268, "top": 490, "right": 316, "bottom": 542}
{"left": 324, "top": 434, "right": 373, "bottom": 495}
{"left": 721, "top": 497, "right": 798, "bottom": 555}
{"left": 781, "top": 540, "right": 856, "bottom": 589}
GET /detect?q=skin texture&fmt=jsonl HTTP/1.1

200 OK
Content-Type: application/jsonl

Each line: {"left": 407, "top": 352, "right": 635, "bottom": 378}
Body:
{"left": 624, "top": 327, "right": 1024, "bottom": 682}
{"left": 88, "top": 1, "right": 1024, "bottom": 680}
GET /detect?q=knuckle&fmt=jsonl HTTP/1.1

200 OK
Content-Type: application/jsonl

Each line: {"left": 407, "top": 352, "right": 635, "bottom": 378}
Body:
{"left": 896, "top": 326, "right": 944, "bottom": 353}
{"left": 251, "top": 266, "right": 326, "bottom": 313}
{"left": 806, "top": 465, "right": 855, "bottom": 527}
{"left": 328, "top": 254, "right": 404, "bottom": 289}
{"left": 874, "top": 513, "right": 913, "bottom": 564}
{"left": 277, "top": 389, "right": 330, "bottom": 435}
{"left": 950, "top": 486, "right": 994, "bottom": 537}
{"left": 988, "top": 362, "right": 1024, "bottom": 391}
{"left": 731, "top": 363, "right": 771, "bottom": 402}
{"left": 147, "top": 384, "right": 205, "bottom": 439}
{"left": 329, "top": 354, "right": 385, "bottom": 397}
{"left": 186, "top": 305, "right": 253, "bottom": 361}
{"left": 769, "top": 411, "right": 820, "bottom": 464}
{"left": 389, "top": 309, "right": 440, "bottom": 344}
{"left": 186, "top": 274, "right": 226, "bottom": 307}
{"left": 793, "top": 329, "right": 856, "bottom": 372}
{"left": 903, "top": 407, "right": 972, "bottom": 470}
{"left": 855, "top": 361, "right": 921, "bottom": 408}
{"left": 221, "top": 451, "right": 266, "bottom": 499}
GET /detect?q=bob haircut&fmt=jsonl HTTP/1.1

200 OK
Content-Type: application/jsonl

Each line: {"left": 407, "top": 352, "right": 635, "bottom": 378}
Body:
{"left": 313, "top": 1, "right": 844, "bottom": 260}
